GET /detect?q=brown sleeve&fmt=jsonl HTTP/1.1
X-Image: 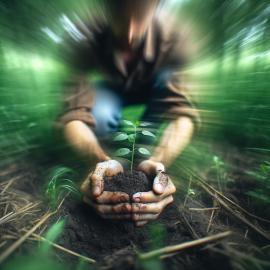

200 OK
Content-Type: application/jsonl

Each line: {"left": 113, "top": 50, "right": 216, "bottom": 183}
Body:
{"left": 142, "top": 71, "right": 201, "bottom": 130}
{"left": 143, "top": 19, "right": 201, "bottom": 130}
{"left": 165, "top": 71, "right": 201, "bottom": 128}
{"left": 54, "top": 74, "right": 96, "bottom": 130}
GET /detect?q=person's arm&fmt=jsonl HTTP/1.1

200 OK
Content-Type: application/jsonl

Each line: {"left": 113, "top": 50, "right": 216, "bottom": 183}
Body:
{"left": 133, "top": 72, "right": 200, "bottom": 226}
{"left": 56, "top": 23, "right": 133, "bottom": 219}
{"left": 55, "top": 76, "right": 132, "bottom": 219}
{"left": 150, "top": 116, "right": 194, "bottom": 167}
{"left": 63, "top": 120, "right": 110, "bottom": 164}
{"left": 132, "top": 117, "right": 193, "bottom": 226}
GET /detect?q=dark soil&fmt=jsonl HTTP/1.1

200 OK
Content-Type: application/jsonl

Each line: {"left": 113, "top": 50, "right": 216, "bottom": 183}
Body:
{"left": 2, "top": 151, "right": 267, "bottom": 270}
{"left": 103, "top": 170, "right": 153, "bottom": 232}
{"left": 52, "top": 170, "right": 231, "bottom": 270}
{"left": 55, "top": 198, "right": 230, "bottom": 270}
{"left": 104, "top": 170, "right": 152, "bottom": 198}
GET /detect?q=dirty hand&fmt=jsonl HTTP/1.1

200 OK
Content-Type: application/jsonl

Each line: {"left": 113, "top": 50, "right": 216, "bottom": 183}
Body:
{"left": 132, "top": 160, "right": 176, "bottom": 227}
{"left": 80, "top": 160, "right": 132, "bottom": 220}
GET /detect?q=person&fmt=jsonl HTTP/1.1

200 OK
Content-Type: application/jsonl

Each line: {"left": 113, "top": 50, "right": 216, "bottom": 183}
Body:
{"left": 55, "top": 0, "right": 200, "bottom": 227}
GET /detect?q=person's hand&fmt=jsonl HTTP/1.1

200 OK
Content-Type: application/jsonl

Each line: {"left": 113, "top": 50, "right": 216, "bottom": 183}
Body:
{"left": 80, "top": 160, "right": 132, "bottom": 220}
{"left": 132, "top": 160, "right": 176, "bottom": 227}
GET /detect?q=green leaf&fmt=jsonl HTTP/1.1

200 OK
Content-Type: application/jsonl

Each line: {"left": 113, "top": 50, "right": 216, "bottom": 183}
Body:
{"left": 113, "top": 133, "right": 128, "bottom": 141}
{"left": 213, "top": 156, "right": 219, "bottom": 163}
{"left": 138, "top": 148, "right": 151, "bottom": 156}
{"left": 115, "top": 148, "right": 131, "bottom": 157}
{"left": 128, "top": 134, "right": 136, "bottom": 142}
{"left": 41, "top": 220, "right": 65, "bottom": 254}
{"left": 139, "top": 122, "right": 152, "bottom": 127}
{"left": 123, "top": 120, "right": 135, "bottom": 127}
{"left": 188, "top": 188, "right": 196, "bottom": 196}
{"left": 142, "top": 130, "right": 156, "bottom": 138}
{"left": 246, "top": 190, "right": 270, "bottom": 203}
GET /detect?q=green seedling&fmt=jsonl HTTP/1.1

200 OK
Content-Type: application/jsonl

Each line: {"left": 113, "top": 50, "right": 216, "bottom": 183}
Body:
{"left": 46, "top": 166, "right": 81, "bottom": 209}
{"left": 210, "top": 155, "right": 235, "bottom": 192}
{"left": 246, "top": 161, "right": 270, "bottom": 203}
{"left": 114, "top": 120, "right": 156, "bottom": 171}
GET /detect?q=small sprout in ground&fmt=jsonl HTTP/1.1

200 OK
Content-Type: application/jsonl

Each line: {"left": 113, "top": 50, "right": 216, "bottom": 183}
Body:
{"left": 188, "top": 188, "right": 196, "bottom": 196}
{"left": 246, "top": 161, "right": 270, "bottom": 203}
{"left": 211, "top": 155, "right": 232, "bottom": 192}
{"left": 46, "top": 166, "right": 81, "bottom": 209}
{"left": 212, "top": 156, "right": 224, "bottom": 169}
{"left": 113, "top": 120, "right": 156, "bottom": 171}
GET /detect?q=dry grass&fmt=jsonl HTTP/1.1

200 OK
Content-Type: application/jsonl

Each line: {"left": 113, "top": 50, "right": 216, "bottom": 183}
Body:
{"left": 0, "top": 160, "right": 269, "bottom": 269}
{"left": 0, "top": 167, "right": 43, "bottom": 256}
{"left": 0, "top": 165, "right": 96, "bottom": 265}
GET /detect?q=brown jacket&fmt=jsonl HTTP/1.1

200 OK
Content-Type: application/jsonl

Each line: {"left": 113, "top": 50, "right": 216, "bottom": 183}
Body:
{"left": 56, "top": 16, "right": 200, "bottom": 130}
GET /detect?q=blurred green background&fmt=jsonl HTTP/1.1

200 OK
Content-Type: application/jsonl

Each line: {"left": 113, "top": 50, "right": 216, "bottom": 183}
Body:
{"left": 0, "top": 0, "right": 269, "bottom": 193}
{"left": 1, "top": 1, "right": 270, "bottom": 270}
{"left": 0, "top": 0, "right": 270, "bottom": 156}
{"left": 0, "top": 0, "right": 270, "bottom": 198}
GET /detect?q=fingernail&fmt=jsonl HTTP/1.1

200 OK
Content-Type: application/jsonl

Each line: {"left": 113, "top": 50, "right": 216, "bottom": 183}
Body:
{"left": 93, "top": 186, "right": 101, "bottom": 196}
{"left": 133, "top": 193, "right": 141, "bottom": 202}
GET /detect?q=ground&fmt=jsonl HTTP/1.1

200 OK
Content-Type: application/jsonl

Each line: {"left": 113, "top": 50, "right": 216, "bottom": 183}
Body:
{"left": 0, "top": 143, "right": 270, "bottom": 270}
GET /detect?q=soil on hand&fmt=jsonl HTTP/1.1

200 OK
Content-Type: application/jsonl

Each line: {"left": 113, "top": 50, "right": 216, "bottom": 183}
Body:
{"left": 104, "top": 170, "right": 152, "bottom": 198}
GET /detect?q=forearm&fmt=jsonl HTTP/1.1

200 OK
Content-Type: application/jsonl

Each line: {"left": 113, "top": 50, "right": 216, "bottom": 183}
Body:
{"left": 150, "top": 117, "right": 194, "bottom": 167}
{"left": 63, "top": 120, "right": 110, "bottom": 163}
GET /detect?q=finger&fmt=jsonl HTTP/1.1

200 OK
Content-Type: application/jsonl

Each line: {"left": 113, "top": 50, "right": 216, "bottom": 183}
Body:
{"left": 93, "top": 203, "right": 132, "bottom": 215}
{"left": 83, "top": 196, "right": 131, "bottom": 214}
{"left": 137, "top": 161, "right": 165, "bottom": 177}
{"left": 83, "top": 196, "right": 132, "bottom": 218}
{"left": 80, "top": 177, "right": 91, "bottom": 196}
{"left": 91, "top": 163, "right": 107, "bottom": 197}
{"left": 83, "top": 196, "right": 93, "bottom": 206}
{"left": 101, "top": 214, "right": 132, "bottom": 220}
{"left": 132, "top": 196, "right": 173, "bottom": 214}
{"left": 105, "top": 160, "right": 123, "bottom": 177}
{"left": 135, "top": 221, "right": 148, "bottom": 227}
{"left": 132, "top": 180, "right": 176, "bottom": 203}
{"left": 153, "top": 171, "right": 169, "bottom": 195}
{"left": 155, "top": 162, "right": 166, "bottom": 172}
{"left": 94, "top": 191, "right": 130, "bottom": 204}
{"left": 132, "top": 213, "right": 159, "bottom": 221}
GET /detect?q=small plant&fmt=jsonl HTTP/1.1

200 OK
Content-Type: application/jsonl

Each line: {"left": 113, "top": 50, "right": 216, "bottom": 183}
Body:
{"left": 113, "top": 120, "right": 156, "bottom": 171}
{"left": 46, "top": 166, "right": 81, "bottom": 209}
{"left": 246, "top": 161, "right": 270, "bottom": 203}
{"left": 211, "top": 155, "right": 234, "bottom": 192}
{"left": 212, "top": 156, "right": 225, "bottom": 191}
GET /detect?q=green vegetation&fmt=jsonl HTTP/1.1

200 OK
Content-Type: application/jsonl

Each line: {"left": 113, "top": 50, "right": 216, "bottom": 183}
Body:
{"left": 2, "top": 220, "right": 66, "bottom": 270}
{"left": 46, "top": 167, "right": 81, "bottom": 209}
{"left": 0, "top": 0, "right": 270, "bottom": 269}
{"left": 246, "top": 161, "right": 270, "bottom": 204}
{"left": 114, "top": 120, "right": 156, "bottom": 171}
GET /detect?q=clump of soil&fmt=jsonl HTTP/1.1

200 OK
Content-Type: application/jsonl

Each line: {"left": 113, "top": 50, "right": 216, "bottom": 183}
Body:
{"left": 103, "top": 170, "right": 153, "bottom": 231}
{"left": 104, "top": 170, "right": 152, "bottom": 198}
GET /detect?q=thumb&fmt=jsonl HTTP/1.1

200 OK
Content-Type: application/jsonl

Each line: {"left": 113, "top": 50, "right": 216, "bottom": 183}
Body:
{"left": 91, "top": 164, "right": 106, "bottom": 197}
{"left": 153, "top": 170, "right": 169, "bottom": 195}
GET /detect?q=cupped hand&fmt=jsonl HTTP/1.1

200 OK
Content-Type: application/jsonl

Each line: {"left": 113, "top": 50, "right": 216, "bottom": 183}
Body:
{"left": 133, "top": 160, "right": 176, "bottom": 226}
{"left": 80, "top": 160, "right": 132, "bottom": 220}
